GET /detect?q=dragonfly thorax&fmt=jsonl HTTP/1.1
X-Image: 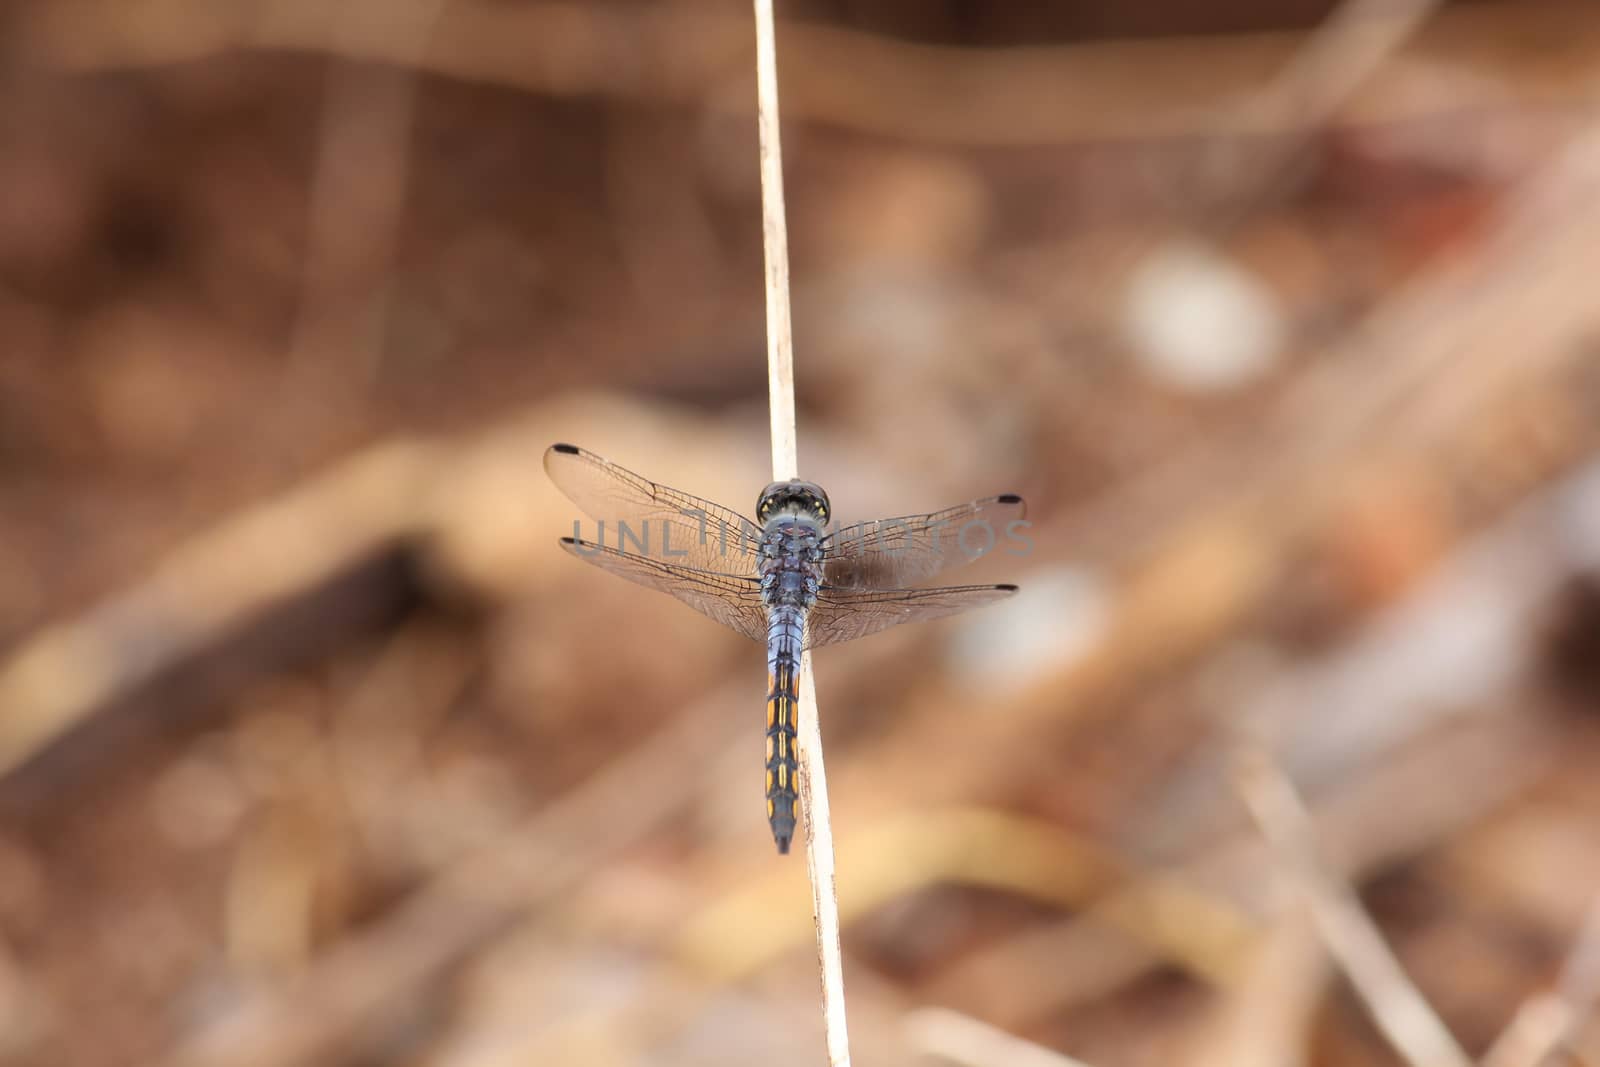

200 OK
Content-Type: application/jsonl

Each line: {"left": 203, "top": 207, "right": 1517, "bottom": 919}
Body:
{"left": 758, "top": 521, "right": 823, "bottom": 608}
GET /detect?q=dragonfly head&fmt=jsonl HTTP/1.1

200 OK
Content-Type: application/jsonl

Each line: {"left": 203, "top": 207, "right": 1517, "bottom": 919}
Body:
{"left": 756, "top": 479, "right": 831, "bottom": 526}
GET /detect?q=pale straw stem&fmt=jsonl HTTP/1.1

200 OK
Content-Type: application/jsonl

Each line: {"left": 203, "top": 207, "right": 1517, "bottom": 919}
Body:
{"left": 752, "top": 1, "right": 851, "bottom": 1064}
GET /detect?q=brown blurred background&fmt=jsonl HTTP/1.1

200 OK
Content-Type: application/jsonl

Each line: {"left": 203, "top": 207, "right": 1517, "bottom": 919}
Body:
{"left": 2, "top": 1, "right": 1600, "bottom": 1065}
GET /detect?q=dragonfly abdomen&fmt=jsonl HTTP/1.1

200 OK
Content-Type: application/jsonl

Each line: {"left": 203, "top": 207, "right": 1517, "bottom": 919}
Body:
{"left": 765, "top": 607, "right": 804, "bottom": 853}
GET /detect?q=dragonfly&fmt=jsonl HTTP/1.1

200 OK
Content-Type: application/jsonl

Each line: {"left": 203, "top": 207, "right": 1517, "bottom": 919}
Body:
{"left": 545, "top": 443, "right": 1026, "bottom": 853}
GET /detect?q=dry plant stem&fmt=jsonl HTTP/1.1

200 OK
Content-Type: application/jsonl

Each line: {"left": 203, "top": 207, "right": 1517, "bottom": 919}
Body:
{"left": 284, "top": 0, "right": 443, "bottom": 407}
{"left": 796, "top": 662, "right": 850, "bottom": 1066}
{"left": 752, "top": 0, "right": 851, "bottom": 1064}
{"left": 754, "top": 0, "right": 797, "bottom": 483}
{"left": 1209, "top": 0, "right": 1438, "bottom": 227}
{"left": 905, "top": 1007, "right": 1097, "bottom": 1067}
{"left": 1482, "top": 894, "right": 1600, "bottom": 1067}
{"left": 1235, "top": 752, "right": 1472, "bottom": 1067}
{"left": 1189, "top": 906, "right": 1327, "bottom": 1067}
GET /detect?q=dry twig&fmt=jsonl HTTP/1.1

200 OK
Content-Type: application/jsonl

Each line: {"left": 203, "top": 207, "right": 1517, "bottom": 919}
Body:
{"left": 280, "top": 0, "right": 445, "bottom": 419}
{"left": 1188, "top": 906, "right": 1327, "bottom": 1067}
{"left": 1482, "top": 894, "right": 1600, "bottom": 1067}
{"left": 1233, "top": 750, "right": 1472, "bottom": 1067}
{"left": 906, "top": 1007, "right": 1097, "bottom": 1067}
{"left": 752, "top": 0, "right": 851, "bottom": 1062}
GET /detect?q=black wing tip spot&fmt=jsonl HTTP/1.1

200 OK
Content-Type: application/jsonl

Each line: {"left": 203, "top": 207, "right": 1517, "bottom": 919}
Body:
{"left": 997, "top": 493, "right": 1023, "bottom": 504}
{"left": 997, "top": 583, "right": 1020, "bottom": 592}
{"left": 559, "top": 536, "right": 578, "bottom": 545}
{"left": 551, "top": 442, "right": 581, "bottom": 455}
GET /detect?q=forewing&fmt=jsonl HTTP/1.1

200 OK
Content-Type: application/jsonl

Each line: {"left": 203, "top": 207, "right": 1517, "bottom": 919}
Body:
{"left": 821, "top": 495, "right": 1026, "bottom": 589}
{"left": 806, "top": 582, "right": 1017, "bottom": 649}
{"left": 545, "top": 443, "right": 763, "bottom": 574}
{"left": 559, "top": 538, "right": 767, "bottom": 641}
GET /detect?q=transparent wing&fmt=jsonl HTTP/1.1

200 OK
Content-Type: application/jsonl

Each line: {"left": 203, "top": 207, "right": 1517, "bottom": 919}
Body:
{"left": 821, "top": 495, "right": 1026, "bottom": 590}
{"left": 806, "top": 582, "right": 1017, "bottom": 649}
{"left": 559, "top": 537, "right": 767, "bottom": 642}
{"left": 545, "top": 443, "right": 763, "bottom": 574}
